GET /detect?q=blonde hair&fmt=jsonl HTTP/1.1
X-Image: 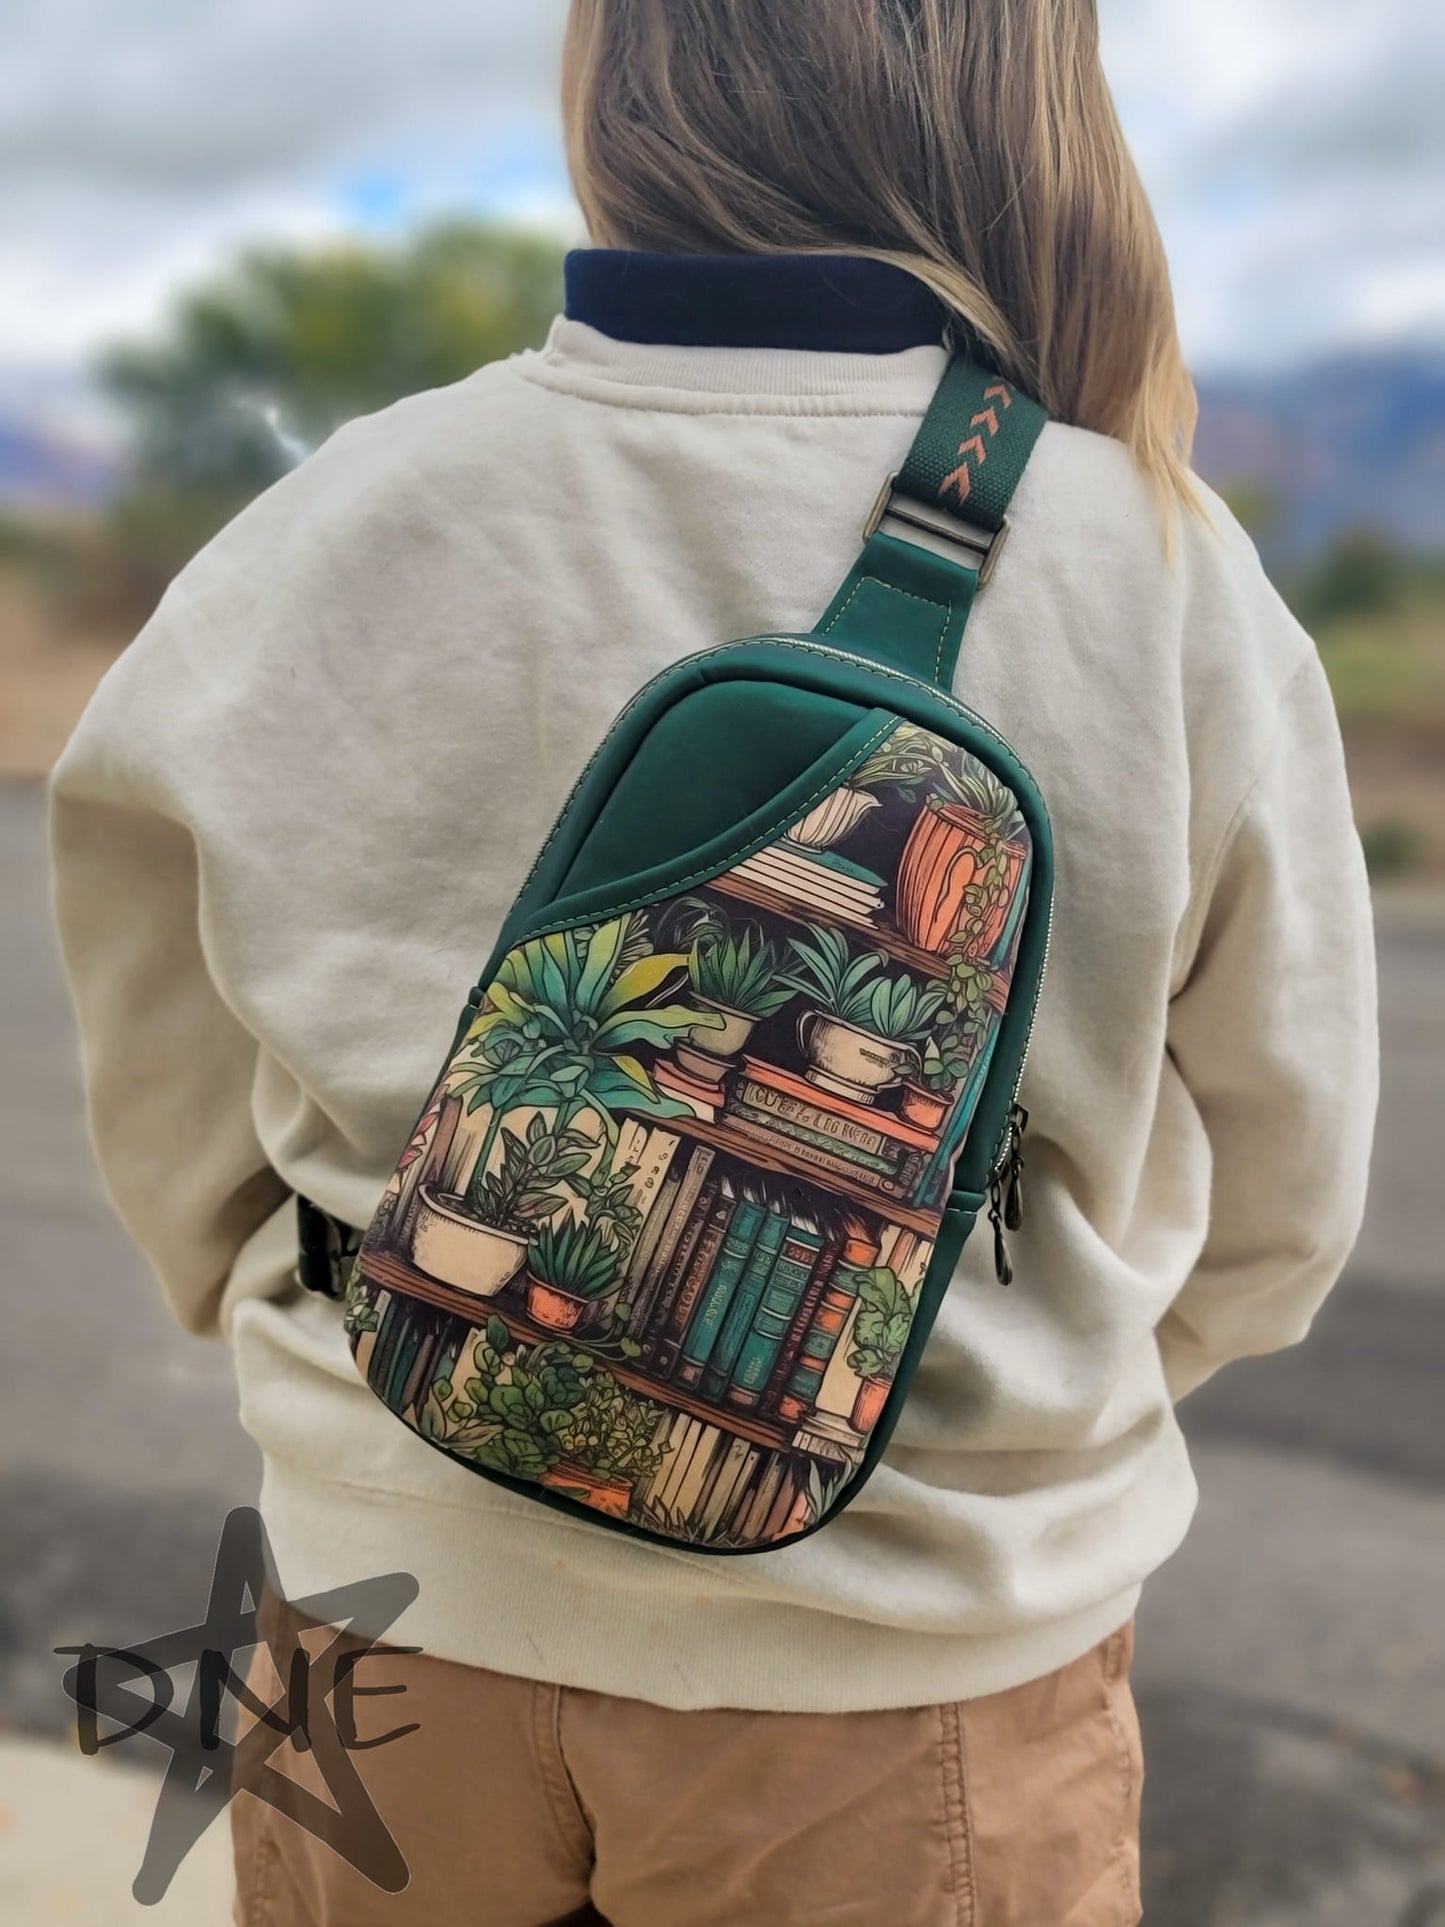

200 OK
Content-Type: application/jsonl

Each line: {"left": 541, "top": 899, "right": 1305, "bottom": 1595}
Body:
{"left": 563, "top": 0, "right": 1204, "bottom": 540}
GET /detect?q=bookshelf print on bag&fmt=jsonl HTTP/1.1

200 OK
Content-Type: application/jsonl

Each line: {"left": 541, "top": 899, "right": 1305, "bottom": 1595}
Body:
{"left": 346, "top": 721, "right": 1033, "bottom": 1549}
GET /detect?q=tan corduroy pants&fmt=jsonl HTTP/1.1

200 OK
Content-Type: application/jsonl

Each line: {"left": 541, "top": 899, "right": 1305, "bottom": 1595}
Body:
{"left": 231, "top": 1588, "right": 1143, "bottom": 1927}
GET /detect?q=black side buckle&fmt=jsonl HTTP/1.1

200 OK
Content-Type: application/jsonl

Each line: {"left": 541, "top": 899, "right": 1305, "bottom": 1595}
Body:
{"left": 296, "top": 1195, "right": 364, "bottom": 1300}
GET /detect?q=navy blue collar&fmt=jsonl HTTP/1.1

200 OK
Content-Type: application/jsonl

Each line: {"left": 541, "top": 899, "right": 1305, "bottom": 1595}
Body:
{"left": 564, "top": 249, "right": 968, "bottom": 357}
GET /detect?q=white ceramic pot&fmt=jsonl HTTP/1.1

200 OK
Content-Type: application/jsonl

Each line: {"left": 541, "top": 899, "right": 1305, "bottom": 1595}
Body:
{"left": 678, "top": 999, "right": 755, "bottom": 1073}
{"left": 409, "top": 1185, "right": 528, "bottom": 1296}
{"left": 785, "top": 785, "right": 880, "bottom": 849}
{"left": 796, "top": 1011, "right": 920, "bottom": 1101}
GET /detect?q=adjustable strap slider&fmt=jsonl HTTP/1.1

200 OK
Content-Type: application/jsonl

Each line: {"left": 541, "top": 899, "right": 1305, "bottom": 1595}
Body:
{"left": 862, "top": 471, "right": 1011, "bottom": 587}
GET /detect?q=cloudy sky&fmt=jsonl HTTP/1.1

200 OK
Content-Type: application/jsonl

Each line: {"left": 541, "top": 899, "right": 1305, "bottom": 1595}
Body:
{"left": 3, "top": 0, "right": 1442, "bottom": 406}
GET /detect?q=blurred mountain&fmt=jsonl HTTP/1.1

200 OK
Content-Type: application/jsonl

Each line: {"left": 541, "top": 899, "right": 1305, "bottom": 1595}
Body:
{"left": 2, "top": 342, "right": 1442, "bottom": 570}
{"left": 1194, "top": 350, "right": 1445, "bottom": 565}
{"left": 0, "top": 413, "right": 120, "bottom": 514}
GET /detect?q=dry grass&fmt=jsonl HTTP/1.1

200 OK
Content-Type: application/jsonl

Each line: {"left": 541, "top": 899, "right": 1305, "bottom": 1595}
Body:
{"left": 0, "top": 565, "right": 133, "bottom": 776}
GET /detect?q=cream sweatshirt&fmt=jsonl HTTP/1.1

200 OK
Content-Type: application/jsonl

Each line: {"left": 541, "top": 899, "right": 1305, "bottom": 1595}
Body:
{"left": 50, "top": 319, "right": 1379, "bottom": 1711}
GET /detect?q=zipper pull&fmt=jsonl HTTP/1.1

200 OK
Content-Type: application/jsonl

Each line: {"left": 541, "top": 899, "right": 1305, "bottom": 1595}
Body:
{"left": 1003, "top": 1104, "right": 1028, "bottom": 1231}
{"left": 989, "top": 1187, "right": 1013, "bottom": 1286}
{"left": 987, "top": 1104, "right": 1029, "bottom": 1286}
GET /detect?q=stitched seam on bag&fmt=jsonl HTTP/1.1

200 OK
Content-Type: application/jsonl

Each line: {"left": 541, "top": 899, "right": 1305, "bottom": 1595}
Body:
{"left": 524, "top": 716, "right": 898, "bottom": 938}
{"left": 938, "top": 1700, "right": 975, "bottom": 1927}
{"left": 515, "top": 634, "right": 1037, "bottom": 903}
{"left": 822, "top": 574, "right": 953, "bottom": 683}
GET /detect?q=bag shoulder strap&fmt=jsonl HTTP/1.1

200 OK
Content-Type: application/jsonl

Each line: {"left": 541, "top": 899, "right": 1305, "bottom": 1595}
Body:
{"left": 814, "top": 355, "right": 1047, "bottom": 689}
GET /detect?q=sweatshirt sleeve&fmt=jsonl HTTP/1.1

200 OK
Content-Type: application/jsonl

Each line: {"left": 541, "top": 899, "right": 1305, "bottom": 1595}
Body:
{"left": 1156, "top": 645, "right": 1380, "bottom": 1403}
{"left": 49, "top": 608, "right": 290, "bottom": 1339}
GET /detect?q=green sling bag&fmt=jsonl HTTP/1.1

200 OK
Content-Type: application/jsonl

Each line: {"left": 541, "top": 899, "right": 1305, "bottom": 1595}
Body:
{"left": 300, "top": 354, "right": 1053, "bottom": 1555}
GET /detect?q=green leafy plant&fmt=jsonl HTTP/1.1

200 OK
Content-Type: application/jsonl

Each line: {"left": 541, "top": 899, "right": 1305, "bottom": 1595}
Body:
{"left": 466, "top": 1111, "right": 592, "bottom": 1233}
{"left": 420, "top": 1318, "right": 593, "bottom": 1480}
{"left": 917, "top": 1036, "right": 973, "bottom": 1096}
{"left": 778, "top": 927, "right": 887, "bottom": 1027}
{"left": 781, "top": 928, "right": 941, "bottom": 1045}
{"left": 342, "top": 1279, "right": 381, "bottom": 1337}
{"left": 912, "top": 951, "right": 998, "bottom": 1097}
{"left": 466, "top": 913, "right": 706, "bottom": 1182}
{"left": 845, "top": 1267, "right": 913, "bottom": 1383}
{"left": 689, "top": 920, "right": 793, "bottom": 1019}
{"left": 863, "top": 970, "right": 947, "bottom": 1045}
{"left": 664, "top": 898, "right": 793, "bottom": 1020}
{"left": 526, "top": 1216, "right": 623, "bottom": 1303}
{"left": 569, "top": 1160, "right": 644, "bottom": 1259}
{"left": 557, "top": 1375, "right": 668, "bottom": 1484}
{"left": 855, "top": 725, "right": 1026, "bottom": 841}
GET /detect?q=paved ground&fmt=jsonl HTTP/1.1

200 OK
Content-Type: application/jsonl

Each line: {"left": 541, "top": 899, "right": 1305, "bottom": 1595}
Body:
{"left": 2, "top": 777, "right": 1443, "bottom": 1925}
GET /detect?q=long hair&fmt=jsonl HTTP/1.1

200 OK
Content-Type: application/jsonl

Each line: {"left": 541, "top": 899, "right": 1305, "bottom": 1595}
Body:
{"left": 563, "top": 0, "right": 1203, "bottom": 537}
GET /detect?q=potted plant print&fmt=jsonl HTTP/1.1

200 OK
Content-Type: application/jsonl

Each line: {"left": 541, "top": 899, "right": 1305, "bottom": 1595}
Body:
{"left": 898, "top": 1040, "right": 963, "bottom": 1131}
{"left": 543, "top": 1374, "right": 668, "bottom": 1517}
{"left": 785, "top": 784, "right": 880, "bottom": 850}
{"left": 677, "top": 919, "right": 792, "bottom": 1076}
{"left": 782, "top": 928, "right": 945, "bottom": 1103}
{"left": 898, "top": 950, "right": 996, "bottom": 1126}
{"left": 524, "top": 1215, "right": 625, "bottom": 1332}
{"left": 896, "top": 765, "right": 1029, "bottom": 959}
{"left": 420, "top": 1317, "right": 592, "bottom": 1481}
{"left": 467, "top": 912, "right": 703, "bottom": 1186}
{"left": 411, "top": 1112, "right": 592, "bottom": 1295}
{"left": 569, "top": 1159, "right": 644, "bottom": 1262}
{"left": 854, "top": 726, "right": 1029, "bottom": 959}
{"left": 845, "top": 1266, "right": 913, "bottom": 1434}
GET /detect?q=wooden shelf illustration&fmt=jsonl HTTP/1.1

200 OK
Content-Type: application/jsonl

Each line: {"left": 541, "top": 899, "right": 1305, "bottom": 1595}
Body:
{"left": 361, "top": 1247, "right": 803, "bottom": 1453}
{"left": 623, "top": 1107, "right": 940, "bottom": 1238}
{"left": 708, "top": 868, "right": 1007, "bottom": 1011}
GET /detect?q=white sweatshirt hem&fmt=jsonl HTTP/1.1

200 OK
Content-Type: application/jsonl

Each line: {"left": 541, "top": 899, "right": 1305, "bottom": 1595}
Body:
{"left": 258, "top": 1452, "right": 1144, "bottom": 1713}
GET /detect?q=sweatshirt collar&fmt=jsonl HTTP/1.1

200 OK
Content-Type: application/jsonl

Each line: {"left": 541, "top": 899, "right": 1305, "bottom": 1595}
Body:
{"left": 564, "top": 249, "right": 964, "bottom": 357}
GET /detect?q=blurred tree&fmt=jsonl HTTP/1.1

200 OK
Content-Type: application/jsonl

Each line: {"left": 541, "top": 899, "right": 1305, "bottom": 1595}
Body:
{"left": 1217, "top": 480, "right": 1283, "bottom": 546}
{"left": 1291, "top": 527, "right": 1410, "bottom": 628}
{"left": 96, "top": 221, "right": 565, "bottom": 600}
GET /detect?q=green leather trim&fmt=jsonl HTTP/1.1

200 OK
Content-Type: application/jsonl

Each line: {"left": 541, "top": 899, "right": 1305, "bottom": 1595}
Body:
{"left": 814, "top": 530, "right": 980, "bottom": 685}
{"left": 556, "top": 682, "right": 870, "bottom": 899}
{"left": 813, "top": 356, "right": 1048, "bottom": 690}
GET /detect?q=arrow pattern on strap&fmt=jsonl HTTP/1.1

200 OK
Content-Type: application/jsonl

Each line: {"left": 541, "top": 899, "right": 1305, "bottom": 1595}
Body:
{"left": 939, "top": 381, "right": 1014, "bottom": 507}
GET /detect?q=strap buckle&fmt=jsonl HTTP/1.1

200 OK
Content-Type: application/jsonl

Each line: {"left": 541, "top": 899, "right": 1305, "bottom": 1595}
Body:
{"left": 863, "top": 471, "right": 1010, "bottom": 587}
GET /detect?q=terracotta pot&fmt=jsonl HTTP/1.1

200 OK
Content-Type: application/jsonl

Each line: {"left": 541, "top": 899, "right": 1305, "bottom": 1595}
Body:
{"left": 541, "top": 1460, "right": 634, "bottom": 1518}
{"left": 409, "top": 1186, "right": 527, "bottom": 1296}
{"left": 526, "top": 1278, "right": 589, "bottom": 1331}
{"left": 796, "top": 1010, "right": 920, "bottom": 1101}
{"left": 899, "top": 1081, "right": 949, "bottom": 1131}
{"left": 895, "top": 801, "right": 1027, "bottom": 958}
{"left": 850, "top": 1375, "right": 893, "bottom": 1435}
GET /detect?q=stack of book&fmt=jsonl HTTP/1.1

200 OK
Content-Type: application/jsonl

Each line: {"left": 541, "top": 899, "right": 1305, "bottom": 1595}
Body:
{"left": 617, "top": 1129, "right": 886, "bottom": 1426}
{"left": 726, "top": 842, "right": 885, "bottom": 928}
{"left": 722, "top": 1057, "right": 940, "bottom": 1201}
